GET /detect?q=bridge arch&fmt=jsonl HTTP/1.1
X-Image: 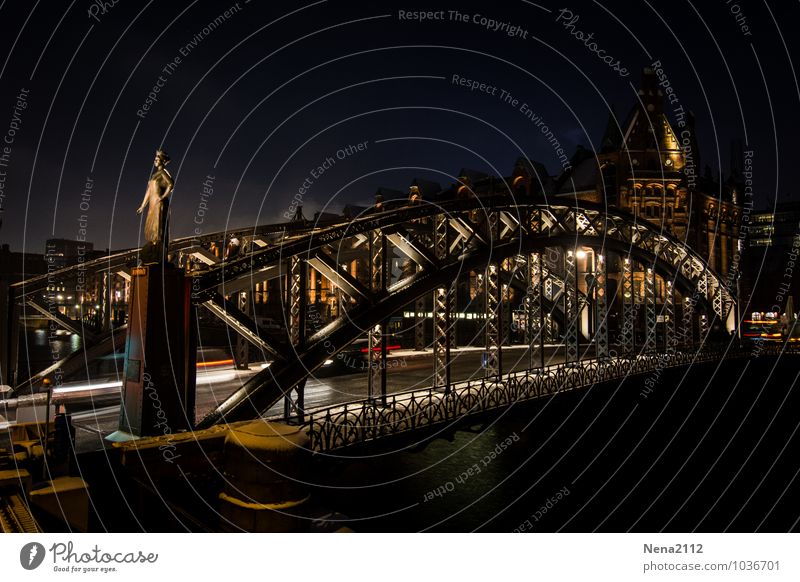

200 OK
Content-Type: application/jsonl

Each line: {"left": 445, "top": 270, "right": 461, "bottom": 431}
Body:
{"left": 196, "top": 197, "right": 735, "bottom": 427}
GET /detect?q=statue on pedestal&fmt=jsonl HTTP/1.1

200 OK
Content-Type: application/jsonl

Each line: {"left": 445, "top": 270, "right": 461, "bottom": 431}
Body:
{"left": 137, "top": 149, "right": 174, "bottom": 263}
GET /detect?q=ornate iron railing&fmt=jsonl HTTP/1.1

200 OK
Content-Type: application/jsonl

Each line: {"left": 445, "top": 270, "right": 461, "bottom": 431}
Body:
{"left": 306, "top": 349, "right": 741, "bottom": 453}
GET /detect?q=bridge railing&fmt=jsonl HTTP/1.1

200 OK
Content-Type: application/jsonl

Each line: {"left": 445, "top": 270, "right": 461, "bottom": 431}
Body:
{"left": 306, "top": 349, "right": 740, "bottom": 453}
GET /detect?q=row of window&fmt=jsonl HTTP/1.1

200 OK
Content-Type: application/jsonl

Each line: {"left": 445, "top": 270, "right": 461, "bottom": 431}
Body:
{"left": 634, "top": 205, "right": 676, "bottom": 219}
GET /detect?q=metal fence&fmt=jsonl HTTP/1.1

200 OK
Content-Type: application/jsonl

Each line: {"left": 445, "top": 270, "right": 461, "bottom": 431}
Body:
{"left": 307, "top": 349, "right": 746, "bottom": 452}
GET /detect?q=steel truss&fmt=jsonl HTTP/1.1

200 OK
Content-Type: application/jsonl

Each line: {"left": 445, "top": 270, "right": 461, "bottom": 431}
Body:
{"left": 284, "top": 255, "right": 306, "bottom": 421}
{"left": 433, "top": 215, "right": 452, "bottom": 391}
{"left": 564, "top": 251, "right": 579, "bottom": 363}
{"left": 645, "top": 267, "right": 657, "bottom": 352}
{"left": 621, "top": 257, "right": 635, "bottom": 356}
{"left": 595, "top": 254, "right": 609, "bottom": 359}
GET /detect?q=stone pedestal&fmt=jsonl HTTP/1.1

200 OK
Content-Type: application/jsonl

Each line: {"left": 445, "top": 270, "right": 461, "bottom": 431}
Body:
{"left": 219, "top": 421, "right": 310, "bottom": 532}
{"left": 109, "top": 264, "right": 195, "bottom": 440}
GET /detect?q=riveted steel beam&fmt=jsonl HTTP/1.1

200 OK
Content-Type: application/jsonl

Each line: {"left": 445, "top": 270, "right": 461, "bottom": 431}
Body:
{"left": 644, "top": 267, "right": 657, "bottom": 352}
{"left": 564, "top": 250, "right": 579, "bottom": 363}
{"left": 595, "top": 253, "right": 609, "bottom": 359}
{"left": 620, "top": 257, "right": 635, "bottom": 356}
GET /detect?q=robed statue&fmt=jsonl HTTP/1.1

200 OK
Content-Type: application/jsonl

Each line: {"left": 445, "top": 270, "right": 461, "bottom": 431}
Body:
{"left": 137, "top": 149, "right": 174, "bottom": 262}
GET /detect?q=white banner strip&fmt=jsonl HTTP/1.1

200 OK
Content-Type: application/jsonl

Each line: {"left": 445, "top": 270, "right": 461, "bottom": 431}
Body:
{"left": 1, "top": 533, "right": 798, "bottom": 581}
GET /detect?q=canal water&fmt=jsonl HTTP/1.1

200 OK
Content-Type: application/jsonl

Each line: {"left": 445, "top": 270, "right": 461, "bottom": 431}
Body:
{"left": 15, "top": 328, "right": 83, "bottom": 383}
{"left": 310, "top": 356, "right": 800, "bottom": 532}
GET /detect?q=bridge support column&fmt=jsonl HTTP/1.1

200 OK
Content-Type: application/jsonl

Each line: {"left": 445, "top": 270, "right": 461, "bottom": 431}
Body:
{"left": 485, "top": 263, "right": 502, "bottom": 377}
{"left": 595, "top": 253, "right": 609, "bottom": 359}
{"left": 433, "top": 216, "right": 451, "bottom": 392}
{"left": 682, "top": 297, "right": 695, "bottom": 349}
{"left": 449, "top": 282, "right": 457, "bottom": 350}
{"left": 526, "top": 253, "right": 544, "bottom": 369}
{"left": 644, "top": 267, "right": 657, "bottom": 352}
{"left": 233, "top": 291, "right": 250, "bottom": 370}
{"left": 696, "top": 271, "right": 710, "bottom": 344}
{"left": 665, "top": 281, "right": 677, "bottom": 353}
{"left": 621, "top": 257, "right": 635, "bottom": 357}
{"left": 699, "top": 313, "right": 710, "bottom": 344}
{"left": 564, "top": 250, "right": 579, "bottom": 363}
{"left": 369, "top": 230, "right": 387, "bottom": 403}
{"left": 414, "top": 285, "right": 425, "bottom": 351}
{"left": 502, "top": 268, "right": 511, "bottom": 347}
{"left": 541, "top": 257, "right": 556, "bottom": 345}
{"left": 284, "top": 256, "right": 306, "bottom": 422}
{"left": 433, "top": 287, "right": 451, "bottom": 391}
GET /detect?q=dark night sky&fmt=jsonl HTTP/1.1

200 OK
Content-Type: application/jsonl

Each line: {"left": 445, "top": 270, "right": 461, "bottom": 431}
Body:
{"left": 0, "top": 0, "right": 797, "bottom": 253}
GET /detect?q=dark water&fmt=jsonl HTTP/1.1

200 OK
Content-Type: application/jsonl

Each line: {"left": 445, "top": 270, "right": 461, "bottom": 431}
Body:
{"left": 16, "top": 328, "right": 83, "bottom": 382}
{"left": 309, "top": 356, "right": 800, "bottom": 532}
{"left": 15, "top": 326, "right": 232, "bottom": 386}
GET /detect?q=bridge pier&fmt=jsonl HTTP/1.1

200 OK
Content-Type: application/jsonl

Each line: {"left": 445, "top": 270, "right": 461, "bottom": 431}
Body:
{"left": 219, "top": 421, "right": 311, "bottom": 532}
{"left": 110, "top": 264, "right": 196, "bottom": 440}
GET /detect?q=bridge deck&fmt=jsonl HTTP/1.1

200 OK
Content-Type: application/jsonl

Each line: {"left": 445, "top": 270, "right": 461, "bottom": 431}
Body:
{"left": 307, "top": 350, "right": 734, "bottom": 453}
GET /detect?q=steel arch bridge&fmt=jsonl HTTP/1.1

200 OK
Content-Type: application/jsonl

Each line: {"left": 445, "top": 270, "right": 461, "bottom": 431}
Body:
{"left": 4, "top": 194, "right": 736, "bottom": 438}
{"left": 189, "top": 195, "right": 735, "bottom": 428}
